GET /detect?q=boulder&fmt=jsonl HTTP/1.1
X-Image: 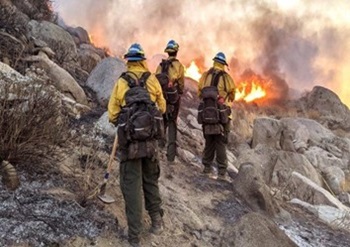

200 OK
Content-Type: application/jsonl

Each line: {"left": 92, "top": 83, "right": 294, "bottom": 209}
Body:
{"left": 66, "top": 26, "right": 91, "bottom": 44}
{"left": 86, "top": 57, "right": 126, "bottom": 107}
{"left": 177, "top": 148, "right": 199, "bottom": 168}
{"left": 271, "top": 151, "right": 323, "bottom": 189}
{"left": 233, "top": 163, "right": 280, "bottom": 216}
{"left": 61, "top": 96, "right": 91, "bottom": 119}
{"left": 234, "top": 144, "right": 278, "bottom": 185}
{"left": 252, "top": 117, "right": 281, "bottom": 149}
{"left": 303, "top": 86, "right": 350, "bottom": 130}
{"left": 95, "top": 111, "right": 117, "bottom": 137}
{"left": 291, "top": 198, "right": 350, "bottom": 231}
{"left": 280, "top": 119, "right": 309, "bottom": 153}
{"left": 0, "top": 62, "right": 27, "bottom": 81}
{"left": 304, "top": 146, "right": 345, "bottom": 170}
{"left": 27, "top": 20, "right": 77, "bottom": 63}
{"left": 78, "top": 47, "right": 102, "bottom": 73}
{"left": 322, "top": 166, "right": 345, "bottom": 195}
{"left": 289, "top": 172, "right": 349, "bottom": 209}
{"left": 178, "top": 118, "right": 203, "bottom": 142}
{"left": 186, "top": 114, "right": 201, "bottom": 130}
{"left": 23, "top": 52, "right": 88, "bottom": 105}
{"left": 79, "top": 44, "right": 106, "bottom": 59}
{"left": 222, "top": 212, "right": 297, "bottom": 247}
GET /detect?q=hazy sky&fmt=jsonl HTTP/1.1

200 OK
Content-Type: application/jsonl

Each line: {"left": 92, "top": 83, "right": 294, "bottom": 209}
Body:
{"left": 55, "top": 0, "right": 350, "bottom": 105}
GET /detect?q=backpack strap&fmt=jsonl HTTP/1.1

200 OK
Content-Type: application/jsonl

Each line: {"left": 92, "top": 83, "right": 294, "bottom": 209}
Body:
{"left": 210, "top": 70, "right": 226, "bottom": 87}
{"left": 139, "top": 72, "right": 151, "bottom": 87}
{"left": 121, "top": 71, "right": 151, "bottom": 88}
{"left": 160, "top": 58, "right": 178, "bottom": 74}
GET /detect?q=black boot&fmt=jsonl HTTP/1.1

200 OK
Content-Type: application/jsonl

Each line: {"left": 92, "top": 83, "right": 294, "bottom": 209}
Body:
{"left": 150, "top": 213, "right": 164, "bottom": 235}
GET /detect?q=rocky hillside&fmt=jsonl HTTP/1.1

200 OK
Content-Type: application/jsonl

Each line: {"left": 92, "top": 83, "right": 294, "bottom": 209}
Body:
{"left": 1, "top": 1, "right": 350, "bottom": 247}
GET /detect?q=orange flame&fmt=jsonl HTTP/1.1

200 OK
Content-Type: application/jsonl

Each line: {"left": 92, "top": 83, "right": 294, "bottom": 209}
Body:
{"left": 184, "top": 61, "right": 269, "bottom": 103}
{"left": 235, "top": 79, "right": 268, "bottom": 102}
{"left": 88, "top": 34, "right": 94, "bottom": 44}
{"left": 185, "top": 61, "right": 202, "bottom": 81}
{"left": 88, "top": 26, "right": 108, "bottom": 48}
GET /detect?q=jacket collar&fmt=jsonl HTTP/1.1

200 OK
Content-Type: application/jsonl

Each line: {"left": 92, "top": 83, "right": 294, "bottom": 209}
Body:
{"left": 126, "top": 60, "right": 149, "bottom": 72}
{"left": 213, "top": 61, "right": 225, "bottom": 71}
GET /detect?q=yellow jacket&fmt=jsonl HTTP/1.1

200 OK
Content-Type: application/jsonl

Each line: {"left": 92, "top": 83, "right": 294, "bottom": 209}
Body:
{"left": 156, "top": 56, "right": 185, "bottom": 94}
{"left": 108, "top": 61, "right": 166, "bottom": 124}
{"left": 198, "top": 61, "right": 236, "bottom": 106}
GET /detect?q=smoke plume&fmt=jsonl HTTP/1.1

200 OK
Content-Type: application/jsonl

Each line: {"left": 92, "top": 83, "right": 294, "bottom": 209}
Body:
{"left": 55, "top": 0, "right": 350, "bottom": 106}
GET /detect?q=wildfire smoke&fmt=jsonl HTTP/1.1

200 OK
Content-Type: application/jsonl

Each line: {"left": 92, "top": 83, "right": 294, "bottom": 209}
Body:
{"left": 55, "top": 0, "right": 350, "bottom": 106}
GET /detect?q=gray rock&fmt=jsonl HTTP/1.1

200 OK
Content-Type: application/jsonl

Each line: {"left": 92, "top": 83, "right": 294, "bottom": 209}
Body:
{"left": 322, "top": 166, "right": 345, "bottom": 195}
{"left": 291, "top": 198, "right": 350, "bottom": 231}
{"left": 252, "top": 117, "right": 281, "bottom": 149}
{"left": 222, "top": 212, "right": 297, "bottom": 247}
{"left": 234, "top": 144, "right": 278, "bottom": 185}
{"left": 86, "top": 57, "right": 126, "bottom": 107}
{"left": 303, "top": 86, "right": 350, "bottom": 130}
{"left": 28, "top": 20, "right": 77, "bottom": 63}
{"left": 271, "top": 151, "right": 323, "bottom": 188}
{"left": 23, "top": 52, "right": 88, "bottom": 105}
{"left": 187, "top": 114, "right": 201, "bottom": 130}
{"left": 0, "top": 62, "right": 27, "bottom": 81}
{"left": 78, "top": 47, "right": 102, "bottom": 73}
{"left": 290, "top": 172, "right": 349, "bottom": 209}
{"left": 233, "top": 163, "right": 280, "bottom": 216}
{"left": 66, "top": 26, "right": 91, "bottom": 44}
{"left": 304, "top": 146, "right": 345, "bottom": 170}
{"left": 95, "top": 111, "right": 117, "bottom": 137}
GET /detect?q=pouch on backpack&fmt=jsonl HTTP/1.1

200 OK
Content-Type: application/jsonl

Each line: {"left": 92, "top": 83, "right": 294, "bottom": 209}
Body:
{"left": 203, "top": 124, "right": 223, "bottom": 135}
{"left": 218, "top": 103, "right": 231, "bottom": 124}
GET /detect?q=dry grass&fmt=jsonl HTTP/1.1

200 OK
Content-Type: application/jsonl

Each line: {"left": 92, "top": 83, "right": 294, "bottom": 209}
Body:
{"left": 0, "top": 76, "right": 69, "bottom": 172}
{"left": 72, "top": 139, "right": 106, "bottom": 205}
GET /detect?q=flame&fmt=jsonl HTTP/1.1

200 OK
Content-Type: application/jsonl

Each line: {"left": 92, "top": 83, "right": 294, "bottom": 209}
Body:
{"left": 88, "top": 26, "right": 108, "bottom": 48}
{"left": 88, "top": 34, "right": 94, "bottom": 44}
{"left": 185, "top": 61, "right": 202, "bottom": 81}
{"left": 88, "top": 30, "right": 112, "bottom": 56}
{"left": 184, "top": 61, "right": 269, "bottom": 103}
{"left": 235, "top": 79, "right": 268, "bottom": 103}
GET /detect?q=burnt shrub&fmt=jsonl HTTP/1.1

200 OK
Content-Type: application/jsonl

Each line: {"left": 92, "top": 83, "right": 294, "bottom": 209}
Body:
{"left": 0, "top": 74, "right": 69, "bottom": 171}
{"left": 12, "top": 0, "right": 54, "bottom": 21}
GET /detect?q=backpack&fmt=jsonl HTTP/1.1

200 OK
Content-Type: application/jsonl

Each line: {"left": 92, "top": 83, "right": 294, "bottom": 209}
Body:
{"left": 117, "top": 72, "right": 164, "bottom": 147}
{"left": 197, "top": 69, "right": 231, "bottom": 134}
{"left": 155, "top": 58, "right": 180, "bottom": 105}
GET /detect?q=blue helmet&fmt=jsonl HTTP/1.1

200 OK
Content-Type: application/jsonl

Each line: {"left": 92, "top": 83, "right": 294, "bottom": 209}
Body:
{"left": 213, "top": 52, "right": 228, "bottom": 66}
{"left": 124, "top": 43, "right": 146, "bottom": 61}
{"left": 164, "top": 39, "right": 179, "bottom": 53}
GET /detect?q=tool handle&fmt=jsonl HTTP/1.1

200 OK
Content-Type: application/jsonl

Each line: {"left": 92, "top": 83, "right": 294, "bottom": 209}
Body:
{"left": 106, "top": 134, "right": 118, "bottom": 174}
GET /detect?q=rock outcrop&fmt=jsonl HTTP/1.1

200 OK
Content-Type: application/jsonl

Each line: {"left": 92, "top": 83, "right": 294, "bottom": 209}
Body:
{"left": 86, "top": 57, "right": 126, "bottom": 107}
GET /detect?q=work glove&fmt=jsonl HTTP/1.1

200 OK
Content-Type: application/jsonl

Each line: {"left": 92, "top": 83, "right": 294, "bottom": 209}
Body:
{"left": 228, "top": 93, "right": 235, "bottom": 102}
{"left": 217, "top": 96, "right": 225, "bottom": 105}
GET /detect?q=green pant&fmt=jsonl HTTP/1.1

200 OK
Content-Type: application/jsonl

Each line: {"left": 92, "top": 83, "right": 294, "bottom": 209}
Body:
{"left": 164, "top": 98, "right": 180, "bottom": 162}
{"left": 166, "top": 120, "right": 177, "bottom": 162}
{"left": 120, "top": 157, "right": 163, "bottom": 243}
{"left": 202, "top": 122, "right": 230, "bottom": 174}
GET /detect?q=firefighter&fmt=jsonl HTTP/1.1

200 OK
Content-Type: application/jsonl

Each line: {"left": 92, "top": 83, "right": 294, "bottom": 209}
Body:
{"left": 198, "top": 52, "right": 235, "bottom": 180}
{"left": 156, "top": 40, "right": 185, "bottom": 167}
{"left": 108, "top": 43, "right": 166, "bottom": 247}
